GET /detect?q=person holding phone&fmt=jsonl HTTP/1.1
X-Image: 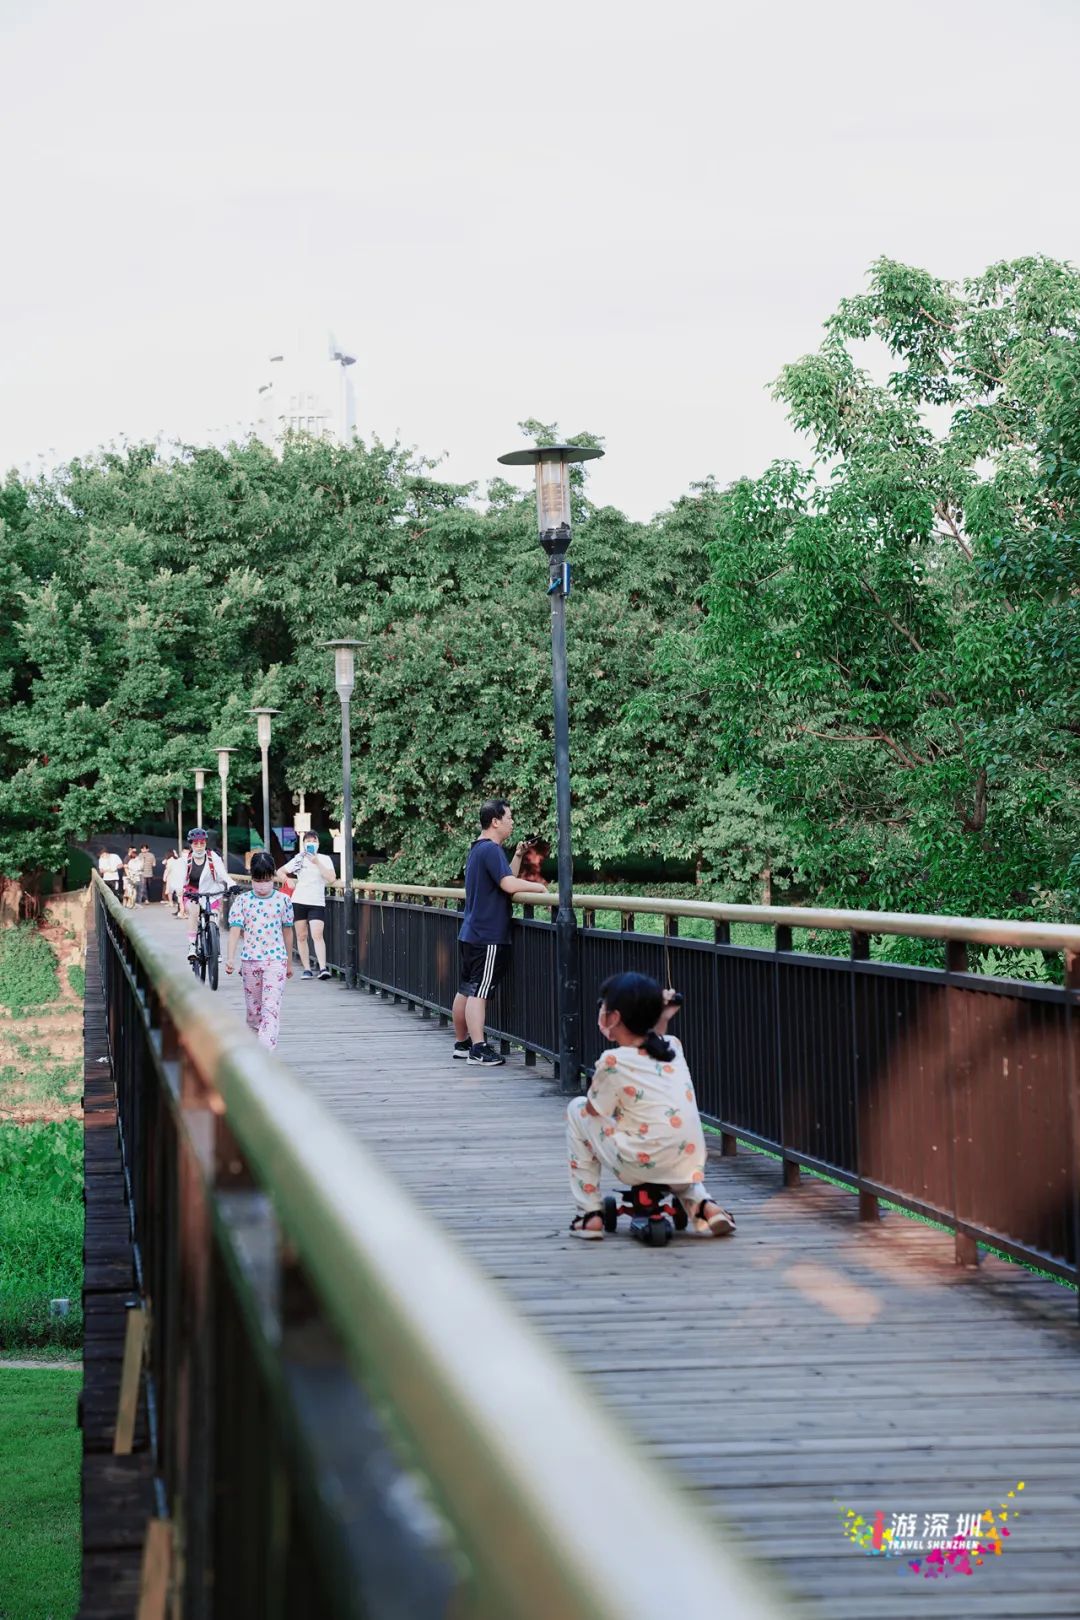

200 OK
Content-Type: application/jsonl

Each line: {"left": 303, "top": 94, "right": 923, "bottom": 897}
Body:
{"left": 277, "top": 834, "right": 337, "bottom": 980}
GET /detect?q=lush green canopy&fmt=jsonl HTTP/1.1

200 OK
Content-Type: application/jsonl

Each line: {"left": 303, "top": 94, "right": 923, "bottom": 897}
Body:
{"left": 1, "top": 256, "right": 1076, "bottom": 930}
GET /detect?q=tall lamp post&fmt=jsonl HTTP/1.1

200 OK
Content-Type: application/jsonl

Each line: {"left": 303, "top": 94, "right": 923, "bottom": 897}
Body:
{"left": 322, "top": 641, "right": 361, "bottom": 990}
{"left": 248, "top": 709, "right": 280, "bottom": 855}
{"left": 497, "top": 442, "right": 604, "bottom": 1091}
{"left": 193, "top": 767, "right": 211, "bottom": 832}
{"left": 215, "top": 748, "right": 238, "bottom": 871}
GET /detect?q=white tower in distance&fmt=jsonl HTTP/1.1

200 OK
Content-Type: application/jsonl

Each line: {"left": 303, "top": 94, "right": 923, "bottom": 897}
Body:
{"left": 256, "top": 330, "right": 357, "bottom": 444}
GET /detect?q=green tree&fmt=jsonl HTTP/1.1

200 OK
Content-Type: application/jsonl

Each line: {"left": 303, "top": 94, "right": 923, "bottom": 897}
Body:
{"left": 691, "top": 256, "right": 1080, "bottom": 921}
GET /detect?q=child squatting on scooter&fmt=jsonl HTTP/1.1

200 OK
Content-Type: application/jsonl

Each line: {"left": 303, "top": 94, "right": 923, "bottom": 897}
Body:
{"left": 567, "top": 972, "right": 737, "bottom": 1239}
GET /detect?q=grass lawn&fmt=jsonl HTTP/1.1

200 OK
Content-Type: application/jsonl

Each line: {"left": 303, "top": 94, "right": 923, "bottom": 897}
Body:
{"left": 0, "top": 1123, "right": 83, "bottom": 1353}
{"left": 0, "top": 1369, "right": 81, "bottom": 1620}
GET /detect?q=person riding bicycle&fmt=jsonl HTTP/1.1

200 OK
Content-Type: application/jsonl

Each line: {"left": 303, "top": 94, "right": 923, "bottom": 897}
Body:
{"left": 183, "top": 829, "right": 234, "bottom": 962}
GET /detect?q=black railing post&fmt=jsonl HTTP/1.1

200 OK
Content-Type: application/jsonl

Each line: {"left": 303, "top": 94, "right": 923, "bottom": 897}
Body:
{"left": 946, "top": 937, "right": 979, "bottom": 1267}
{"left": 1067, "top": 948, "right": 1080, "bottom": 1323}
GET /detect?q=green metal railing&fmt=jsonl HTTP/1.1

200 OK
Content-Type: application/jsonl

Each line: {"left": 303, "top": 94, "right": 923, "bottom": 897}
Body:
{"left": 91, "top": 874, "right": 791, "bottom": 1619}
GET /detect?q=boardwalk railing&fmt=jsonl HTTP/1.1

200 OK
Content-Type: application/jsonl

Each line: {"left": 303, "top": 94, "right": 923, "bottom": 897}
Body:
{"left": 90, "top": 874, "right": 788, "bottom": 1619}
{"left": 326, "top": 883, "right": 1080, "bottom": 1293}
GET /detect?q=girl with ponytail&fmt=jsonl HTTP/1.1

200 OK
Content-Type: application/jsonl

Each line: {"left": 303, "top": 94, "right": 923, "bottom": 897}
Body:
{"left": 567, "top": 971, "right": 736, "bottom": 1240}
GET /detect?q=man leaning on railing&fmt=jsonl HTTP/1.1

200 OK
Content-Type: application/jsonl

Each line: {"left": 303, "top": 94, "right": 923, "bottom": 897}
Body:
{"left": 451, "top": 799, "right": 548, "bottom": 1066}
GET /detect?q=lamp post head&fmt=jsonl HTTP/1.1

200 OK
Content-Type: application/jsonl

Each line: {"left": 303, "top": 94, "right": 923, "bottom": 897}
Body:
{"left": 322, "top": 639, "right": 363, "bottom": 704}
{"left": 193, "top": 767, "right": 209, "bottom": 792}
{"left": 497, "top": 443, "right": 604, "bottom": 554}
{"left": 249, "top": 707, "right": 281, "bottom": 752}
{"left": 215, "top": 746, "right": 239, "bottom": 782}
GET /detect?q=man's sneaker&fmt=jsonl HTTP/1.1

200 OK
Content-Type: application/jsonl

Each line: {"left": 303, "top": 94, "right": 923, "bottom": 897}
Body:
{"left": 467, "top": 1043, "right": 505, "bottom": 1067}
{"left": 318, "top": 968, "right": 331, "bottom": 981}
{"left": 301, "top": 969, "right": 314, "bottom": 980}
{"left": 187, "top": 947, "right": 198, "bottom": 963}
{"left": 452, "top": 1040, "right": 471, "bottom": 1060}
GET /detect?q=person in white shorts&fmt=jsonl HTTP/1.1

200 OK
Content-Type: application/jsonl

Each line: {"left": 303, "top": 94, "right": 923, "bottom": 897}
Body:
{"left": 278, "top": 834, "right": 337, "bottom": 980}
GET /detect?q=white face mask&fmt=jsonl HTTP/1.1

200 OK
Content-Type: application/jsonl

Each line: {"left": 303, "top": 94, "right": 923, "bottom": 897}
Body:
{"left": 252, "top": 880, "right": 274, "bottom": 897}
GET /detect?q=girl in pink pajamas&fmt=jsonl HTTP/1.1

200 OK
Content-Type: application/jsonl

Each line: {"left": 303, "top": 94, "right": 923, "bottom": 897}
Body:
{"left": 225, "top": 852, "right": 294, "bottom": 1050}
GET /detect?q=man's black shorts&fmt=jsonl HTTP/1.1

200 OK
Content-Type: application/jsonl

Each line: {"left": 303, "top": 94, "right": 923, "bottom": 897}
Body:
{"left": 458, "top": 941, "right": 511, "bottom": 999}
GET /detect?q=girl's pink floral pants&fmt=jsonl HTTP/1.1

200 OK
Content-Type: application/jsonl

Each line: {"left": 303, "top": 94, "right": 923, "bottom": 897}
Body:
{"left": 240, "top": 960, "right": 288, "bottom": 1050}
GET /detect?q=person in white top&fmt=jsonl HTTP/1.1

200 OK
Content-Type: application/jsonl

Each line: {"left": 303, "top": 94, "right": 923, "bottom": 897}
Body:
{"left": 277, "top": 834, "right": 337, "bottom": 980}
{"left": 162, "top": 850, "right": 183, "bottom": 915}
{"left": 97, "top": 849, "right": 124, "bottom": 899}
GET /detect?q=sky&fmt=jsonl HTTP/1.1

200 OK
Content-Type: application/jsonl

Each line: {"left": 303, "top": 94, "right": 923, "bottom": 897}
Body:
{"left": 2, "top": 0, "right": 1079, "bottom": 520}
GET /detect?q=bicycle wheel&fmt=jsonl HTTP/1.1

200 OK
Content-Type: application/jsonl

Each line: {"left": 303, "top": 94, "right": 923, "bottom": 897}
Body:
{"left": 197, "top": 918, "right": 208, "bottom": 982}
{"left": 206, "top": 919, "right": 220, "bottom": 991}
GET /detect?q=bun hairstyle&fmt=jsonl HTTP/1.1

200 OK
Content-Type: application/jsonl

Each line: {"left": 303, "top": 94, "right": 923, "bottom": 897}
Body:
{"left": 250, "top": 851, "right": 275, "bottom": 881}
{"left": 598, "top": 972, "right": 674, "bottom": 1063}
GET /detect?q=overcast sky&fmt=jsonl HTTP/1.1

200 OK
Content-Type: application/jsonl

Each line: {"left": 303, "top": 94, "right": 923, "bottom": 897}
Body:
{"left": 2, "top": 0, "right": 1078, "bottom": 519}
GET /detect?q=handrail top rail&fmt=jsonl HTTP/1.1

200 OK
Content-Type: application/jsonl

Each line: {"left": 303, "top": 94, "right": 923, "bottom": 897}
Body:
{"left": 345, "top": 880, "right": 1080, "bottom": 954}
{"left": 92, "top": 874, "right": 786, "bottom": 1620}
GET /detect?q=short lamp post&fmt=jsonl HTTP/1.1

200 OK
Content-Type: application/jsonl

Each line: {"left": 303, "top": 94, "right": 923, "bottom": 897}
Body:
{"left": 323, "top": 641, "right": 362, "bottom": 989}
{"left": 215, "top": 748, "right": 238, "bottom": 872}
{"left": 249, "top": 708, "right": 280, "bottom": 855}
{"left": 496, "top": 442, "right": 604, "bottom": 1091}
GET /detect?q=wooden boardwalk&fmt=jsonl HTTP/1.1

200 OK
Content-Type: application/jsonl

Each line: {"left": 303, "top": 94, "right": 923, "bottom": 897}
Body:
{"left": 145, "top": 906, "right": 1080, "bottom": 1619}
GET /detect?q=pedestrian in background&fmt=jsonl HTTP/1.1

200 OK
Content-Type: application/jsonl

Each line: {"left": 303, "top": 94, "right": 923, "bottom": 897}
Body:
{"left": 225, "top": 851, "right": 294, "bottom": 1050}
{"left": 122, "top": 848, "right": 141, "bottom": 908}
{"left": 98, "top": 848, "right": 123, "bottom": 901}
{"left": 162, "top": 850, "right": 182, "bottom": 914}
{"left": 138, "top": 843, "right": 156, "bottom": 904}
{"left": 277, "top": 833, "right": 337, "bottom": 979}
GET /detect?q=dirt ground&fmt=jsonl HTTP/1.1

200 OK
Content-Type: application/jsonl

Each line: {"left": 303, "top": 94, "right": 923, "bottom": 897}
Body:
{"left": 0, "top": 889, "right": 89, "bottom": 1125}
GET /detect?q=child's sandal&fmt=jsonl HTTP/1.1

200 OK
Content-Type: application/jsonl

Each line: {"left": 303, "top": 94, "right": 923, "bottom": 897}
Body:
{"left": 694, "top": 1201, "right": 736, "bottom": 1237}
{"left": 570, "top": 1212, "right": 604, "bottom": 1240}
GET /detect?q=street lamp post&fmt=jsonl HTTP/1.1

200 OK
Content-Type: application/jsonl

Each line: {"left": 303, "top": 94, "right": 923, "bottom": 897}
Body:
{"left": 215, "top": 748, "right": 238, "bottom": 872}
{"left": 322, "top": 641, "right": 362, "bottom": 990}
{"left": 193, "top": 768, "right": 210, "bottom": 832}
{"left": 248, "top": 709, "right": 281, "bottom": 855}
{"left": 497, "top": 442, "right": 604, "bottom": 1091}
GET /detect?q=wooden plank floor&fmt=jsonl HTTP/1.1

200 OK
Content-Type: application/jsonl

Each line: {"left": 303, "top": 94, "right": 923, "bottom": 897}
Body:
{"left": 148, "top": 906, "right": 1080, "bottom": 1619}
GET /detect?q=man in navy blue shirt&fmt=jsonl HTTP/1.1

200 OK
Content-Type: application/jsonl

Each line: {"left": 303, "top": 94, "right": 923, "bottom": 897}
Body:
{"left": 452, "top": 798, "right": 548, "bottom": 1066}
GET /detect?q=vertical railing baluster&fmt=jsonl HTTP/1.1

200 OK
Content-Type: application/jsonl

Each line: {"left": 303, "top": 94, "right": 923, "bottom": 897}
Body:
{"left": 946, "top": 938, "right": 979, "bottom": 1267}
{"left": 849, "top": 931, "right": 878, "bottom": 1221}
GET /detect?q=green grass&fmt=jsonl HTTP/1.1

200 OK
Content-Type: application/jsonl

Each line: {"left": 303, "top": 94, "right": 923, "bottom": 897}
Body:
{"left": 0, "top": 1369, "right": 81, "bottom": 1620}
{"left": 65, "top": 964, "right": 85, "bottom": 999}
{"left": 0, "top": 927, "right": 60, "bottom": 1013}
{"left": 0, "top": 1060, "right": 81, "bottom": 1116}
{"left": 0, "top": 1123, "right": 83, "bottom": 1352}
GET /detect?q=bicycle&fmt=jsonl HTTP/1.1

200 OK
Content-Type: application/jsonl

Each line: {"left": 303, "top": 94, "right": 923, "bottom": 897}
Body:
{"left": 190, "top": 892, "right": 222, "bottom": 990}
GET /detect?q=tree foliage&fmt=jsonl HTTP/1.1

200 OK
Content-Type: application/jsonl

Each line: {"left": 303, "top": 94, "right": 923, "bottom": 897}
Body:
{"left": 0, "top": 255, "right": 1076, "bottom": 927}
{"left": 687, "top": 256, "right": 1080, "bottom": 919}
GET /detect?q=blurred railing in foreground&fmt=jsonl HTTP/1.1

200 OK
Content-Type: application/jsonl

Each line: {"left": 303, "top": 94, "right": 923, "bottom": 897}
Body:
{"left": 92, "top": 874, "right": 787, "bottom": 1619}
{"left": 326, "top": 883, "right": 1080, "bottom": 1292}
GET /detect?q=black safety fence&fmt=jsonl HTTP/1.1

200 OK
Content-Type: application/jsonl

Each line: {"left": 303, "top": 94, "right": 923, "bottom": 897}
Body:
{"left": 93, "top": 874, "right": 786, "bottom": 1620}
{"left": 325, "top": 886, "right": 1080, "bottom": 1294}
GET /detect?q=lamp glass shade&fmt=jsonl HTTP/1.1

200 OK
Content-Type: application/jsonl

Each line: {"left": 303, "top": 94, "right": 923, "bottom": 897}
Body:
{"left": 256, "top": 713, "right": 272, "bottom": 751}
{"left": 194, "top": 769, "right": 206, "bottom": 791}
{"left": 216, "top": 749, "right": 232, "bottom": 780}
{"left": 536, "top": 458, "right": 572, "bottom": 536}
{"left": 333, "top": 645, "right": 356, "bottom": 701}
